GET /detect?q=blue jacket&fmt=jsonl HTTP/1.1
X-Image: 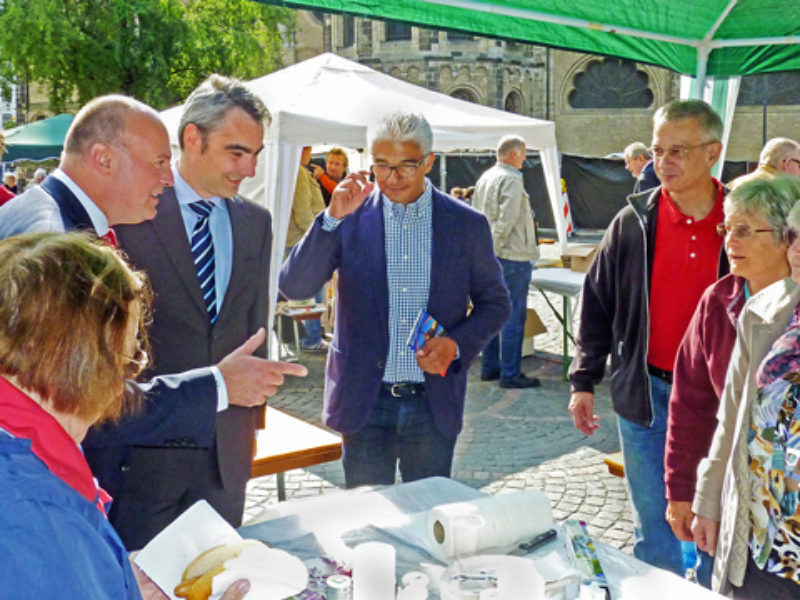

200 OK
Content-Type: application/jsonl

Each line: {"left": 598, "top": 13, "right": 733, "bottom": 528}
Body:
{"left": 0, "top": 433, "right": 141, "bottom": 599}
{"left": 280, "top": 187, "right": 511, "bottom": 437}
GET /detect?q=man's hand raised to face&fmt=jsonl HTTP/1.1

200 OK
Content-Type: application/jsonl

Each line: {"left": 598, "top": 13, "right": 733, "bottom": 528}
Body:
{"left": 328, "top": 170, "right": 375, "bottom": 220}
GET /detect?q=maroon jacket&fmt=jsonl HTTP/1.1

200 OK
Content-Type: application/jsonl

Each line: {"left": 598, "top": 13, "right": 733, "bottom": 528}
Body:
{"left": 664, "top": 273, "right": 745, "bottom": 501}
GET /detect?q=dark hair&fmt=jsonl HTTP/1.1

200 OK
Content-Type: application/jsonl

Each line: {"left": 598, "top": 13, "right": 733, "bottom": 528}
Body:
{"left": 179, "top": 74, "right": 270, "bottom": 151}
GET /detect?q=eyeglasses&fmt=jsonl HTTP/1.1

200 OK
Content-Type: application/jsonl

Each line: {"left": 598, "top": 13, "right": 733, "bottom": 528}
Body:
{"left": 649, "top": 142, "right": 715, "bottom": 160}
{"left": 716, "top": 223, "right": 775, "bottom": 239}
{"left": 370, "top": 156, "right": 428, "bottom": 179}
{"left": 783, "top": 226, "right": 800, "bottom": 246}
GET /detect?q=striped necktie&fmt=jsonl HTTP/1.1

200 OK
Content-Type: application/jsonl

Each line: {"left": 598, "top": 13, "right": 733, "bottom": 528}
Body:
{"left": 189, "top": 200, "right": 217, "bottom": 323}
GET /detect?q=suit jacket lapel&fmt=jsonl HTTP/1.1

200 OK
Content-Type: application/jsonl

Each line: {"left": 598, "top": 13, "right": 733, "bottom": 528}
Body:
{"left": 428, "top": 190, "right": 453, "bottom": 313}
{"left": 151, "top": 188, "right": 210, "bottom": 318}
{"left": 360, "top": 193, "right": 390, "bottom": 331}
{"left": 217, "top": 196, "right": 247, "bottom": 325}
{"left": 40, "top": 176, "right": 94, "bottom": 233}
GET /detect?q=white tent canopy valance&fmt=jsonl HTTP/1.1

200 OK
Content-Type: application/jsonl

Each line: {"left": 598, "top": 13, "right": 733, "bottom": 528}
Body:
{"left": 160, "top": 53, "right": 564, "bottom": 352}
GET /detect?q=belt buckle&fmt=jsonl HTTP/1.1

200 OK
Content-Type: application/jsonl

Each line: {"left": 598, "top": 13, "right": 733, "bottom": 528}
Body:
{"left": 390, "top": 383, "right": 403, "bottom": 397}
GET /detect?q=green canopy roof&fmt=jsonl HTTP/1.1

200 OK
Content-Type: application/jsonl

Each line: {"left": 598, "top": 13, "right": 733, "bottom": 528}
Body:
{"left": 258, "top": 0, "right": 800, "bottom": 79}
{"left": 2, "top": 113, "right": 74, "bottom": 162}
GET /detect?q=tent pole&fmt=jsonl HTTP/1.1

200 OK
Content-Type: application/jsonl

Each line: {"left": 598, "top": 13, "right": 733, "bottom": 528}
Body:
{"left": 694, "top": 46, "right": 709, "bottom": 98}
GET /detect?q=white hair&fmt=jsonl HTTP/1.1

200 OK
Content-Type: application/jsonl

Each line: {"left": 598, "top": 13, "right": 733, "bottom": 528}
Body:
{"left": 367, "top": 111, "right": 433, "bottom": 155}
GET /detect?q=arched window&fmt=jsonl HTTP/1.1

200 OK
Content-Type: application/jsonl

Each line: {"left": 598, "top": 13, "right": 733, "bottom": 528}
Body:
{"left": 450, "top": 88, "right": 478, "bottom": 104}
{"left": 505, "top": 90, "right": 523, "bottom": 113}
{"left": 568, "top": 58, "right": 653, "bottom": 109}
{"left": 738, "top": 72, "right": 800, "bottom": 106}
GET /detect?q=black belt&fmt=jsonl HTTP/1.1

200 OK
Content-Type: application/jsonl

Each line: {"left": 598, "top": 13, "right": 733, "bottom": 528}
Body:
{"left": 647, "top": 364, "right": 673, "bottom": 384}
{"left": 381, "top": 382, "right": 426, "bottom": 397}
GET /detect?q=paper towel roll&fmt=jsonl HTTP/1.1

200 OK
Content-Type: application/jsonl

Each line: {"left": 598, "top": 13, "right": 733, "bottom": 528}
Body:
{"left": 426, "top": 490, "right": 553, "bottom": 560}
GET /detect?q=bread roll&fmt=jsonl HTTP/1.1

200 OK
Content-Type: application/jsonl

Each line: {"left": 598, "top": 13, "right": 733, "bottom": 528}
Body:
{"left": 175, "top": 539, "right": 265, "bottom": 600}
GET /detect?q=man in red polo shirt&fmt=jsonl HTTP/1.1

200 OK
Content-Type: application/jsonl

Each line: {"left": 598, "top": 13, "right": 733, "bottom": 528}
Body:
{"left": 567, "top": 100, "right": 725, "bottom": 577}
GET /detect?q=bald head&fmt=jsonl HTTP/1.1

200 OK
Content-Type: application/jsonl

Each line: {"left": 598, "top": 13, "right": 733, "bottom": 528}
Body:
{"left": 64, "top": 95, "right": 162, "bottom": 158}
{"left": 60, "top": 95, "right": 173, "bottom": 226}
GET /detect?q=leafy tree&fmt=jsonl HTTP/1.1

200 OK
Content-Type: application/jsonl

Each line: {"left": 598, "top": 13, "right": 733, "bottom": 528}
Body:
{"left": 0, "top": 0, "right": 294, "bottom": 112}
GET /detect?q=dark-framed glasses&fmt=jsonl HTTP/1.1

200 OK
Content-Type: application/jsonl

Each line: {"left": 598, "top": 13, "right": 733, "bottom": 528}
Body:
{"left": 649, "top": 141, "right": 715, "bottom": 160}
{"left": 370, "top": 156, "right": 428, "bottom": 179}
{"left": 783, "top": 226, "right": 800, "bottom": 246}
{"left": 716, "top": 223, "right": 775, "bottom": 239}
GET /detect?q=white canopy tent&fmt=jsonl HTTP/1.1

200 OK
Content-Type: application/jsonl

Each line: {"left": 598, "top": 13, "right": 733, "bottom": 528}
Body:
{"left": 160, "top": 53, "right": 563, "bottom": 348}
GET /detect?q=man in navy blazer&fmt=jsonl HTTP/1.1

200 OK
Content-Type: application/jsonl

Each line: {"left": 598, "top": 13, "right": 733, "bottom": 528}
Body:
{"left": 0, "top": 95, "right": 305, "bottom": 541}
{"left": 280, "top": 111, "right": 511, "bottom": 487}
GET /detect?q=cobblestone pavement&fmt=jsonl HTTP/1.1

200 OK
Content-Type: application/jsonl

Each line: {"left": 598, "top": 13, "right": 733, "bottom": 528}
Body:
{"left": 245, "top": 240, "right": 637, "bottom": 554}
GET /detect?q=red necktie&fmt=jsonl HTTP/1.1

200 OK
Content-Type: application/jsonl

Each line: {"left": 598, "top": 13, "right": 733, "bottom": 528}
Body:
{"left": 100, "top": 228, "right": 118, "bottom": 248}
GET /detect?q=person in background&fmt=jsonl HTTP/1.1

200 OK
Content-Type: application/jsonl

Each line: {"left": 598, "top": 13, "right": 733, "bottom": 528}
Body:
{"left": 665, "top": 176, "right": 798, "bottom": 588}
{"left": 624, "top": 141, "right": 661, "bottom": 194}
{"left": 286, "top": 145, "right": 327, "bottom": 353}
{"left": 472, "top": 134, "right": 541, "bottom": 389}
{"left": 0, "top": 232, "right": 249, "bottom": 600}
{"left": 569, "top": 100, "right": 726, "bottom": 577}
{"left": 450, "top": 186, "right": 464, "bottom": 200}
{"left": 280, "top": 110, "right": 510, "bottom": 488}
{"left": 731, "top": 137, "right": 800, "bottom": 189}
{"left": 3, "top": 172, "right": 17, "bottom": 194}
{"left": 311, "top": 147, "right": 349, "bottom": 206}
{"left": 624, "top": 142, "right": 650, "bottom": 179}
{"left": 25, "top": 167, "right": 47, "bottom": 190}
{"left": 463, "top": 186, "right": 475, "bottom": 204}
{"left": 693, "top": 191, "right": 800, "bottom": 598}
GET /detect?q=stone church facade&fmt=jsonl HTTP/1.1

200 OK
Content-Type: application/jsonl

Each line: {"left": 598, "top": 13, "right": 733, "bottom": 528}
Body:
{"left": 288, "top": 11, "right": 800, "bottom": 162}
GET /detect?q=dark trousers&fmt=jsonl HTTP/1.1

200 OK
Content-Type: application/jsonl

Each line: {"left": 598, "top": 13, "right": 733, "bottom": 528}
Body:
{"left": 481, "top": 258, "right": 532, "bottom": 381}
{"left": 733, "top": 555, "right": 800, "bottom": 599}
{"left": 341, "top": 386, "right": 457, "bottom": 488}
{"left": 85, "top": 445, "right": 246, "bottom": 551}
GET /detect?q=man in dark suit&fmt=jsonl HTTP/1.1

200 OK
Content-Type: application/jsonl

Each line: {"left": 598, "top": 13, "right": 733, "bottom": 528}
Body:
{"left": 280, "top": 111, "right": 511, "bottom": 487}
{"left": 0, "top": 93, "right": 305, "bottom": 549}
{"left": 84, "top": 75, "right": 305, "bottom": 550}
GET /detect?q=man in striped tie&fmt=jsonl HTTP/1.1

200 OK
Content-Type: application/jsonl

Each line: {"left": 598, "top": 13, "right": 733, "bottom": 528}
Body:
{"left": 0, "top": 92, "right": 306, "bottom": 550}
{"left": 84, "top": 75, "right": 303, "bottom": 550}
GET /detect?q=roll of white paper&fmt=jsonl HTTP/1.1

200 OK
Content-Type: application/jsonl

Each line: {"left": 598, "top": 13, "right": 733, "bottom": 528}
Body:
{"left": 352, "top": 541, "right": 396, "bottom": 600}
{"left": 426, "top": 490, "right": 554, "bottom": 561}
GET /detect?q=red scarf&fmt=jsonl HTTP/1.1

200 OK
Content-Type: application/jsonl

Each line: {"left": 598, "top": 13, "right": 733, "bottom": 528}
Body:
{"left": 0, "top": 376, "right": 111, "bottom": 515}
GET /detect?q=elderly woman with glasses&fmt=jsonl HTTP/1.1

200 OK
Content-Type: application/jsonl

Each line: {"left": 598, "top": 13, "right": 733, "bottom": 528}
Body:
{"left": 664, "top": 176, "right": 797, "bottom": 588}
{"left": 691, "top": 176, "right": 800, "bottom": 598}
{"left": 0, "top": 233, "right": 249, "bottom": 600}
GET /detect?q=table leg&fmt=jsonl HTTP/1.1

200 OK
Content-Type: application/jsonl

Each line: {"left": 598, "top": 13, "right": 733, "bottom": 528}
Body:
{"left": 292, "top": 320, "right": 302, "bottom": 357}
{"left": 562, "top": 296, "right": 569, "bottom": 381}
{"left": 277, "top": 472, "right": 286, "bottom": 501}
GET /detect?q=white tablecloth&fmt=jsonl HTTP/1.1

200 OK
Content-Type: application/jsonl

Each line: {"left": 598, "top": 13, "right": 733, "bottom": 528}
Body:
{"left": 239, "top": 477, "right": 722, "bottom": 599}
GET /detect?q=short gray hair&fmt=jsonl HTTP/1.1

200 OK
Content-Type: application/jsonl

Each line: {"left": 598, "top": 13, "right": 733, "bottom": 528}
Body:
{"left": 624, "top": 142, "right": 650, "bottom": 160}
{"left": 64, "top": 95, "right": 159, "bottom": 156}
{"left": 367, "top": 111, "right": 433, "bottom": 155}
{"left": 178, "top": 74, "right": 270, "bottom": 151}
{"left": 726, "top": 175, "right": 800, "bottom": 243}
{"left": 497, "top": 135, "right": 525, "bottom": 159}
{"left": 653, "top": 100, "right": 723, "bottom": 143}
{"left": 759, "top": 137, "right": 800, "bottom": 169}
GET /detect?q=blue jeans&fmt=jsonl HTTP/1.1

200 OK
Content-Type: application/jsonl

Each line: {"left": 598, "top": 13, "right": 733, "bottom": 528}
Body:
{"left": 301, "top": 288, "right": 324, "bottom": 347}
{"left": 617, "top": 375, "right": 684, "bottom": 576}
{"left": 481, "top": 258, "right": 532, "bottom": 381}
{"left": 341, "top": 387, "right": 457, "bottom": 488}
